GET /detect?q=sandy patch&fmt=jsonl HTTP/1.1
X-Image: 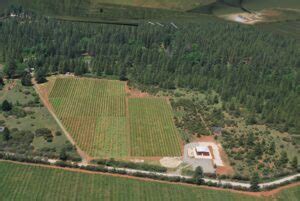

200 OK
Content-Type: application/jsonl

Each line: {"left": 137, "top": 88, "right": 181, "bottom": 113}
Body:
{"left": 160, "top": 157, "right": 182, "bottom": 168}
{"left": 125, "top": 83, "right": 151, "bottom": 98}
{"left": 222, "top": 12, "right": 264, "bottom": 24}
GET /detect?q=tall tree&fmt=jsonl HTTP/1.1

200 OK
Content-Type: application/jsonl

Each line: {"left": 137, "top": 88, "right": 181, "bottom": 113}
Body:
{"left": 2, "top": 100, "right": 12, "bottom": 111}
{"left": 291, "top": 156, "right": 298, "bottom": 170}
{"left": 35, "top": 68, "right": 47, "bottom": 84}
{"left": 4, "top": 58, "right": 17, "bottom": 78}
{"left": 2, "top": 127, "right": 11, "bottom": 141}
{"left": 21, "top": 72, "right": 32, "bottom": 86}
{"left": 250, "top": 172, "right": 260, "bottom": 192}
{"left": 193, "top": 166, "right": 204, "bottom": 185}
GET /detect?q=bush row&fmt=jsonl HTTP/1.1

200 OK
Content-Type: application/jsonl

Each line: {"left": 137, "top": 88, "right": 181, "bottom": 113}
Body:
{"left": 262, "top": 176, "right": 300, "bottom": 191}
{"left": 0, "top": 152, "right": 50, "bottom": 165}
{"left": 54, "top": 161, "right": 250, "bottom": 191}
{"left": 92, "top": 158, "right": 167, "bottom": 173}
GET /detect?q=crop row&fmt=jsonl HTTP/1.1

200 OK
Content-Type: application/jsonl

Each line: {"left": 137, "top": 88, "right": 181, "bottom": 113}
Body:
{"left": 129, "top": 98, "right": 182, "bottom": 156}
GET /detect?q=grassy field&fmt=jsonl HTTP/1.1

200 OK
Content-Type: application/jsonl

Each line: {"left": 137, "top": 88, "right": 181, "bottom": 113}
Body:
{"left": 0, "top": 80, "right": 79, "bottom": 159}
{"left": 49, "top": 77, "right": 129, "bottom": 157}
{"left": 0, "top": 161, "right": 270, "bottom": 201}
{"left": 129, "top": 98, "right": 182, "bottom": 156}
{"left": 275, "top": 185, "right": 300, "bottom": 201}
{"left": 48, "top": 77, "right": 181, "bottom": 158}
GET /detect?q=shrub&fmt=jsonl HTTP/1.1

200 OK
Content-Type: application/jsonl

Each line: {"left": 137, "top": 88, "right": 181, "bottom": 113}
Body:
{"left": 35, "top": 128, "right": 53, "bottom": 142}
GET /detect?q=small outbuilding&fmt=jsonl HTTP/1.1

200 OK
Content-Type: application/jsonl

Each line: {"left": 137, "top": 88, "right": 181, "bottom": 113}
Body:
{"left": 195, "top": 146, "right": 210, "bottom": 157}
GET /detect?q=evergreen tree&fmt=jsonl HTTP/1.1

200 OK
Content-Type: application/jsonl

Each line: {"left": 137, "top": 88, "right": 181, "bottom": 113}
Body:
{"left": 35, "top": 68, "right": 47, "bottom": 83}
{"left": 291, "top": 156, "right": 298, "bottom": 170}
{"left": 59, "top": 149, "right": 68, "bottom": 161}
{"left": 250, "top": 172, "right": 260, "bottom": 192}
{"left": 119, "top": 67, "right": 128, "bottom": 81}
{"left": 2, "top": 127, "right": 11, "bottom": 141}
{"left": 2, "top": 100, "right": 12, "bottom": 111}
{"left": 193, "top": 166, "right": 204, "bottom": 185}
{"left": 0, "top": 76, "right": 4, "bottom": 86}
{"left": 279, "top": 151, "right": 289, "bottom": 165}
{"left": 21, "top": 72, "right": 32, "bottom": 86}
{"left": 4, "top": 58, "right": 17, "bottom": 78}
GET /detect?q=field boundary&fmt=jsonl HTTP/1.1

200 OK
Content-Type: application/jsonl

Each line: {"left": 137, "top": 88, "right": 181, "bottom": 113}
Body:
{"left": 0, "top": 159, "right": 299, "bottom": 197}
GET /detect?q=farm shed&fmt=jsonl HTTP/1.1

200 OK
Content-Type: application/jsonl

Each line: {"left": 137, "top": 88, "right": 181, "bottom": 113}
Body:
{"left": 195, "top": 146, "right": 210, "bottom": 157}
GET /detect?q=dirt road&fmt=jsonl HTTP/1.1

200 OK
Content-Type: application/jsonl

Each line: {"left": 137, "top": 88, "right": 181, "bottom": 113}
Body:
{"left": 33, "top": 80, "right": 90, "bottom": 164}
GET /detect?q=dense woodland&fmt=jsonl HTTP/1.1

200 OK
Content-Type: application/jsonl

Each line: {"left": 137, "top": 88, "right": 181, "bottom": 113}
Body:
{"left": 0, "top": 7, "right": 299, "bottom": 136}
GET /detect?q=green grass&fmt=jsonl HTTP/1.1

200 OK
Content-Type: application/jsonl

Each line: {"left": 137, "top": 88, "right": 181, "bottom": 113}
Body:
{"left": 242, "top": 0, "right": 300, "bottom": 10}
{"left": 0, "top": 80, "right": 78, "bottom": 159}
{"left": 275, "top": 185, "right": 300, "bottom": 201}
{"left": 49, "top": 77, "right": 128, "bottom": 157}
{"left": 129, "top": 98, "right": 182, "bottom": 156}
{"left": 0, "top": 161, "right": 267, "bottom": 201}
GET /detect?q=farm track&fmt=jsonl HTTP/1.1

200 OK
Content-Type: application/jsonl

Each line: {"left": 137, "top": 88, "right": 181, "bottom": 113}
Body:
{"left": 33, "top": 80, "right": 91, "bottom": 164}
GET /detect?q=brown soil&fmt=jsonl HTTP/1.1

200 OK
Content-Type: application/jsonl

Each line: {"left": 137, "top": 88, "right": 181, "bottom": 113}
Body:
{"left": 123, "top": 156, "right": 162, "bottom": 161}
{"left": 261, "top": 9, "right": 281, "bottom": 17}
{"left": 217, "top": 145, "right": 234, "bottom": 176}
{"left": 198, "top": 135, "right": 216, "bottom": 142}
{"left": 125, "top": 83, "right": 151, "bottom": 98}
{"left": 5, "top": 80, "right": 16, "bottom": 91}
{"left": 1, "top": 160, "right": 299, "bottom": 198}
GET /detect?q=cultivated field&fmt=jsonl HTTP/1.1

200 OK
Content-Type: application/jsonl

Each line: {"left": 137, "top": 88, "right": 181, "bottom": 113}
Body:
{"left": 91, "top": 0, "right": 214, "bottom": 11}
{"left": 47, "top": 77, "right": 181, "bottom": 158}
{"left": 129, "top": 98, "right": 182, "bottom": 156}
{"left": 0, "top": 161, "right": 276, "bottom": 201}
{"left": 49, "top": 78, "right": 129, "bottom": 157}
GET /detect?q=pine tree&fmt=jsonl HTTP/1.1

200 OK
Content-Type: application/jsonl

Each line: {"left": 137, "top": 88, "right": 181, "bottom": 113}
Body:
{"left": 59, "top": 149, "right": 68, "bottom": 161}
{"left": 2, "top": 100, "right": 12, "bottom": 111}
{"left": 291, "top": 156, "right": 298, "bottom": 170}
{"left": 2, "top": 127, "right": 11, "bottom": 141}
{"left": 250, "top": 172, "right": 260, "bottom": 192}
{"left": 193, "top": 166, "right": 204, "bottom": 185}
{"left": 35, "top": 68, "right": 47, "bottom": 83}
{"left": 21, "top": 72, "right": 32, "bottom": 86}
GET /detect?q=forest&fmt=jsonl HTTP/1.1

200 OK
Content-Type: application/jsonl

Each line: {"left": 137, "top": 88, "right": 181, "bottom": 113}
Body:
{"left": 0, "top": 6, "right": 299, "bottom": 136}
